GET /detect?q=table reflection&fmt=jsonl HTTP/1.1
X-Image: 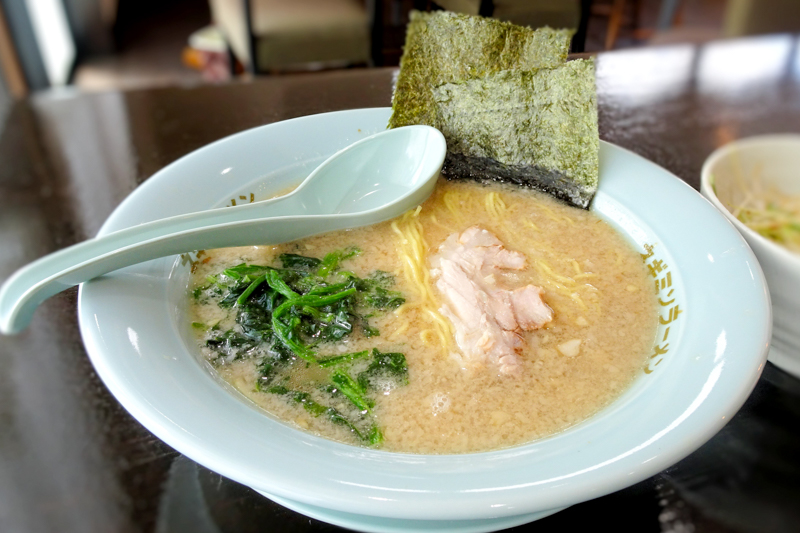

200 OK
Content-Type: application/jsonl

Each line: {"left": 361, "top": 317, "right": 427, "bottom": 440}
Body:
{"left": 697, "top": 35, "right": 795, "bottom": 94}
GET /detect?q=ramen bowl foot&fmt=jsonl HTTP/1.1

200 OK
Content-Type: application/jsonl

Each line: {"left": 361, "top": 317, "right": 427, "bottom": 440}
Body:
{"left": 255, "top": 490, "right": 565, "bottom": 533}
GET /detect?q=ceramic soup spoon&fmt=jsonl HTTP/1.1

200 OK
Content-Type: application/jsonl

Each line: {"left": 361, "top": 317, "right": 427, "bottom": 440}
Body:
{"left": 0, "top": 125, "right": 447, "bottom": 335}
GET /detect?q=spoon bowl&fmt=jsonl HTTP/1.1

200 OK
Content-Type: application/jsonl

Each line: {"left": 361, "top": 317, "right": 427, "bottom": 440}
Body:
{"left": 0, "top": 125, "right": 446, "bottom": 335}
{"left": 288, "top": 124, "right": 445, "bottom": 215}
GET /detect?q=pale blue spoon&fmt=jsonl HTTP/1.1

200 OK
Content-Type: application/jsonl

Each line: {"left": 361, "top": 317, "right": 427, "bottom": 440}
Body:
{"left": 0, "top": 125, "right": 446, "bottom": 335}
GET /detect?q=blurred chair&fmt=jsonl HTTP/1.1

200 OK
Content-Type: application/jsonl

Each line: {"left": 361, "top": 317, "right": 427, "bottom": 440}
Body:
{"left": 432, "top": 0, "right": 479, "bottom": 15}
{"left": 209, "top": 0, "right": 371, "bottom": 73}
{"left": 435, "top": 0, "right": 580, "bottom": 28}
{"left": 434, "top": 0, "right": 586, "bottom": 51}
{"left": 492, "top": 0, "right": 580, "bottom": 31}
{"left": 590, "top": 0, "right": 647, "bottom": 50}
{"left": 723, "top": 0, "right": 800, "bottom": 37}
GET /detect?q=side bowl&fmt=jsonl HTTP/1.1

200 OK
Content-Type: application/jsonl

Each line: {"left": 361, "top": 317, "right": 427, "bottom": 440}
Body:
{"left": 700, "top": 134, "right": 800, "bottom": 378}
{"left": 78, "top": 108, "right": 770, "bottom": 533}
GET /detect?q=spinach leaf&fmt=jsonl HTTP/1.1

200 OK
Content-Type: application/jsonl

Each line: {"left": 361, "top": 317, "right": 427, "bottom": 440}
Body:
{"left": 267, "top": 385, "right": 379, "bottom": 444}
{"left": 331, "top": 370, "right": 373, "bottom": 412}
{"left": 237, "top": 304, "right": 272, "bottom": 342}
{"left": 317, "top": 247, "right": 361, "bottom": 277}
{"left": 222, "top": 263, "right": 270, "bottom": 279}
{"left": 265, "top": 269, "right": 300, "bottom": 300}
{"left": 197, "top": 248, "right": 409, "bottom": 448}
{"left": 358, "top": 348, "right": 409, "bottom": 391}
{"left": 356, "top": 271, "right": 405, "bottom": 310}
{"left": 316, "top": 350, "right": 370, "bottom": 368}
{"left": 279, "top": 253, "right": 322, "bottom": 271}
{"left": 206, "top": 329, "right": 258, "bottom": 363}
{"left": 236, "top": 274, "right": 267, "bottom": 306}
{"left": 363, "top": 287, "right": 405, "bottom": 309}
{"left": 359, "top": 316, "right": 380, "bottom": 338}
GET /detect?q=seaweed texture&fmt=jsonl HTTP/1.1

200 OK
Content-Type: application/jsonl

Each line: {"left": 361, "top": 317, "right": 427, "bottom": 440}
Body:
{"left": 434, "top": 61, "right": 598, "bottom": 208}
{"left": 389, "top": 10, "right": 599, "bottom": 209}
{"left": 389, "top": 11, "right": 571, "bottom": 130}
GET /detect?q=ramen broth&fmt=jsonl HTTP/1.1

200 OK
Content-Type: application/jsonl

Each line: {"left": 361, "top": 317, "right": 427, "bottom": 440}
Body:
{"left": 189, "top": 179, "right": 658, "bottom": 454}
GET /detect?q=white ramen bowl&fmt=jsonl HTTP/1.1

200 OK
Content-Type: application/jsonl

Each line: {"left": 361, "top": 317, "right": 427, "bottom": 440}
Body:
{"left": 701, "top": 134, "right": 800, "bottom": 379}
{"left": 79, "top": 108, "right": 770, "bottom": 533}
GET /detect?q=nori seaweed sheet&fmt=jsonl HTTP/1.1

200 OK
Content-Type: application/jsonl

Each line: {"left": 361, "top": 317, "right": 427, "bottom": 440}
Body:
{"left": 388, "top": 11, "right": 572, "bottom": 130}
{"left": 433, "top": 60, "right": 598, "bottom": 209}
{"left": 389, "top": 10, "right": 600, "bottom": 209}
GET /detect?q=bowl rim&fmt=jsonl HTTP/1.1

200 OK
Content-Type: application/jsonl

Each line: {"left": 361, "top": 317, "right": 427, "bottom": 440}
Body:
{"left": 77, "top": 108, "right": 771, "bottom": 522}
{"left": 700, "top": 133, "right": 800, "bottom": 269}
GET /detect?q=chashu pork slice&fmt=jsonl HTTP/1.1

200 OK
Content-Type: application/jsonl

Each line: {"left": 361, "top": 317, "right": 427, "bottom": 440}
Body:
{"left": 431, "top": 226, "right": 553, "bottom": 374}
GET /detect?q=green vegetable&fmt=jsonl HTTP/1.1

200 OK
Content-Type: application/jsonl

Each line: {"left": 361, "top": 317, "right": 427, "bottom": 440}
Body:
{"left": 205, "top": 329, "right": 259, "bottom": 363}
{"left": 355, "top": 271, "right": 405, "bottom": 309}
{"left": 331, "top": 370, "right": 373, "bottom": 412}
{"left": 223, "top": 264, "right": 270, "bottom": 279}
{"left": 195, "top": 248, "right": 409, "bottom": 447}
{"left": 271, "top": 312, "right": 315, "bottom": 362}
{"left": 255, "top": 343, "right": 293, "bottom": 389}
{"left": 360, "top": 318, "right": 380, "bottom": 338}
{"left": 359, "top": 348, "right": 409, "bottom": 390}
{"left": 363, "top": 286, "right": 405, "bottom": 309}
{"left": 265, "top": 269, "right": 300, "bottom": 300}
{"left": 273, "top": 287, "right": 357, "bottom": 316}
{"left": 267, "top": 385, "right": 382, "bottom": 445}
{"left": 236, "top": 274, "right": 267, "bottom": 306}
{"left": 734, "top": 202, "right": 800, "bottom": 254}
{"left": 316, "top": 350, "right": 370, "bottom": 368}
{"left": 308, "top": 281, "right": 351, "bottom": 295}
{"left": 317, "top": 247, "right": 361, "bottom": 277}
{"left": 279, "top": 253, "right": 322, "bottom": 271}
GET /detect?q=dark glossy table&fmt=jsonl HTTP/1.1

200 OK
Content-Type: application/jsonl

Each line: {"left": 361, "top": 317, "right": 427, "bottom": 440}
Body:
{"left": 2, "top": 34, "right": 800, "bottom": 533}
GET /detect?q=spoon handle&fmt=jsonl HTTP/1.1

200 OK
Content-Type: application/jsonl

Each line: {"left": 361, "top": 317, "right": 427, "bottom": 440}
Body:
{"left": 0, "top": 194, "right": 316, "bottom": 335}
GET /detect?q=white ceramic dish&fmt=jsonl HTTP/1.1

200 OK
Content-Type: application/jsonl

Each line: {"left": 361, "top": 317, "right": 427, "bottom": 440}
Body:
{"left": 79, "top": 108, "right": 770, "bottom": 533}
{"left": 701, "top": 134, "right": 800, "bottom": 379}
